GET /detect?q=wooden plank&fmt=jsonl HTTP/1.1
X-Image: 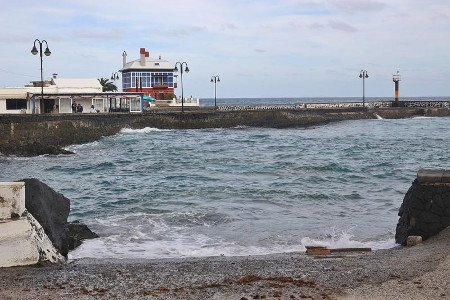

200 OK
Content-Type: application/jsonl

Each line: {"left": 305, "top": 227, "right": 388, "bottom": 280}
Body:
{"left": 329, "top": 248, "right": 371, "bottom": 253}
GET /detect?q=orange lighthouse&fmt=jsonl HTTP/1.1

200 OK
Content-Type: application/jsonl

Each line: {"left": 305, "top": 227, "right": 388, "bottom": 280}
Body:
{"left": 120, "top": 48, "right": 175, "bottom": 100}
{"left": 393, "top": 71, "right": 401, "bottom": 102}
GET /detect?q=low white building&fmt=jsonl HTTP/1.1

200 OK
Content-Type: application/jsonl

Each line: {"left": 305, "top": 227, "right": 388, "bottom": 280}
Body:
{"left": 0, "top": 78, "right": 143, "bottom": 114}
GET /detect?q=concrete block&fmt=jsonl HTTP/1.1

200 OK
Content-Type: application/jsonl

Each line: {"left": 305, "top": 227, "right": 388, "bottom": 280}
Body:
{"left": 0, "top": 218, "right": 33, "bottom": 241}
{"left": 0, "top": 218, "right": 39, "bottom": 267}
{"left": 406, "top": 235, "right": 423, "bottom": 247}
{"left": 0, "top": 214, "right": 65, "bottom": 267}
{"left": 417, "top": 169, "right": 444, "bottom": 184}
{"left": 0, "top": 182, "right": 25, "bottom": 220}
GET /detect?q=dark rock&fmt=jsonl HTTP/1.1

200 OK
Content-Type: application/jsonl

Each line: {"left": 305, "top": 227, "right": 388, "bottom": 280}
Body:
{"left": 10, "top": 212, "right": 20, "bottom": 219}
{"left": 395, "top": 172, "right": 450, "bottom": 245}
{"left": 21, "top": 178, "right": 70, "bottom": 257}
{"left": 66, "top": 220, "right": 99, "bottom": 251}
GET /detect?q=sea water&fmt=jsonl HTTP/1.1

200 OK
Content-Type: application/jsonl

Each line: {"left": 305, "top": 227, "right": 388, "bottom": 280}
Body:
{"left": 0, "top": 112, "right": 449, "bottom": 259}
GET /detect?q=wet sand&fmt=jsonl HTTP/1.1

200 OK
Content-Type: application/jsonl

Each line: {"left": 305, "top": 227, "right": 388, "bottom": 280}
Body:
{"left": 0, "top": 228, "right": 448, "bottom": 299}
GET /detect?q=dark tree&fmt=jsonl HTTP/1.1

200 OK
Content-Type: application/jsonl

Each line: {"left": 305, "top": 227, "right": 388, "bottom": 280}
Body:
{"left": 98, "top": 78, "right": 118, "bottom": 92}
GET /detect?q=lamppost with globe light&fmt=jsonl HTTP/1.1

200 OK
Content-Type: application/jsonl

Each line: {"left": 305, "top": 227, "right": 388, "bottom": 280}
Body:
{"left": 174, "top": 62, "right": 189, "bottom": 113}
{"left": 359, "top": 70, "right": 369, "bottom": 107}
{"left": 210, "top": 75, "right": 220, "bottom": 108}
{"left": 31, "top": 39, "right": 51, "bottom": 113}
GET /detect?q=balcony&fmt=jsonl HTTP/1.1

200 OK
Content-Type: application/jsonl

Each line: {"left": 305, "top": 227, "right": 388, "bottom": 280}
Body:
{"left": 152, "top": 83, "right": 169, "bottom": 88}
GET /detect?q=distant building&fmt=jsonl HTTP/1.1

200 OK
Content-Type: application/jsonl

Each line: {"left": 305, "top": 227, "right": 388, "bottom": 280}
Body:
{"left": 0, "top": 77, "right": 143, "bottom": 114}
{"left": 120, "top": 48, "right": 175, "bottom": 100}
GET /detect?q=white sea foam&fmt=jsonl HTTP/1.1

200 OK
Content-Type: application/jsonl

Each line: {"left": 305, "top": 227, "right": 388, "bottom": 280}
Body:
{"left": 68, "top": 224, "right": 396, "bottom": 261}
{"left": 374, "top": 114, "right": 384, "bottom": 120}
{"left": 120, "top": 127, "right": 168, "bottom": 134}
{"left": 412, "top": 116, "right": 434, "bottom": 119}
{"left": 301, "top": 230, "right": 396, "bottom": 250}
{"left": 64, "top": 141, "right": 101, "bottom": 153}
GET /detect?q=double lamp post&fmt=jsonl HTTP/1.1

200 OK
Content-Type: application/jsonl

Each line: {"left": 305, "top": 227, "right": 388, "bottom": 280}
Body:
{"left": 31, "top": 39, "right": 51, "bottom": 112}
{"left": 359, "top": 70, "right": 369, "bottom": 107}
{"left": 210, "top": 75, "right": 220, "bottom": 108}
{"left": 174, "top": 62, "right": 189, "bottom": 113}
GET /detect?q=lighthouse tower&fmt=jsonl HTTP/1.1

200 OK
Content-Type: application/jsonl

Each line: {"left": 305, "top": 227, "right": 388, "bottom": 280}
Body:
{"left": 393, "top": 71, "right": 401, "bottom": 102}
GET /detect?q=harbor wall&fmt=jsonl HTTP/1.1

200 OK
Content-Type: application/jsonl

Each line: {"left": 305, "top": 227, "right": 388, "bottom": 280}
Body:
{"left": 0, "top": 106, "right": 449, "bottom": 156}
{"left": 396, "top": 170, "right": 450, "bottom": 245}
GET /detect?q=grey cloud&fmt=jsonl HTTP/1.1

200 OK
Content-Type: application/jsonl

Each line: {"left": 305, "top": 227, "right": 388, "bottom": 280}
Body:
{"left": 237, "top": 72, "right": 251, "bottom": 77}
{"left": 309, "top": 23, "right": 325, "bottom": 30}
{"left": 221, "top": 23, "right": 238, "bottom": 30}
{"left": 328, "top": 21, "right": 357, "bottom": 32}
{"left": 331, "top": 0, "right": 387, "bottom": 13}
{"left": 160, "top": 26, "right": 206, "bottom": 37}
{"left": 72, "top": 28, "right": 122, "bottom": 39}
{"left": 254, "top": 48, "right": 267, "bottom": 53}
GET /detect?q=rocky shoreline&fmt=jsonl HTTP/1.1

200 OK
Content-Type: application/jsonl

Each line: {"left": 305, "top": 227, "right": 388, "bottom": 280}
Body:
{"left": 1, "top": 107, "right": 449, "bottom": 156}
{"left": 0, "top": 227, "right": 448, "bottom": 299}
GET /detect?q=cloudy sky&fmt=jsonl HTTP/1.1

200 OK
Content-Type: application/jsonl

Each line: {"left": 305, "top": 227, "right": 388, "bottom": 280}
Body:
{"left": 1, "top": 0, "right": 449, "bottom": 98}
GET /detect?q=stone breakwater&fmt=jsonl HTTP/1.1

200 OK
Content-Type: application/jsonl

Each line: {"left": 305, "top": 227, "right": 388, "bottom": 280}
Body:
{"left": 0, "top": 106, "right": 449, "bottom": 156}
{"left": 396, "top": 169, "right": 450, "bottom": 245}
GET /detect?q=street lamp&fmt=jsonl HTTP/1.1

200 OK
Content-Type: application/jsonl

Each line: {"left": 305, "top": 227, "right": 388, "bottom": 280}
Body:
{"left": 31, "top": 39, "right": 51, "bottom": 113}
{"left": 210, "top": 75, "right": 220, "bottom": 108}
{"left": 174, "top": 62, "right": 189, "bottom": 113}
{"left": 111, "top": 72, "right": 120, "bottom": 81}
{"left": 359, "top": 70, "right": 369, "bottom": 107}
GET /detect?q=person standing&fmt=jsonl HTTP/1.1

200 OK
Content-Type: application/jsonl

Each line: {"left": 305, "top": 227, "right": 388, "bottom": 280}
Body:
{"left": 72, "top": 102, "right": 76, "bottom": 113}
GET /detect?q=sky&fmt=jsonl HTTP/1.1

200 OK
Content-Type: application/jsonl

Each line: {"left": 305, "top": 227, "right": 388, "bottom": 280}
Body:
{"left": 1, "top": 0, "right": 450, "bottom": 98}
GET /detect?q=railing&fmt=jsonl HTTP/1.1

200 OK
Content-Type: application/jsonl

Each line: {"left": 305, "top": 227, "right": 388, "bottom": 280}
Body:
{"left": 400, "top": 101, "right": 449, "bottom": 108}
{"left": 152, "top": 83, "right": 169, "bottom": 88}
{"left": 216, "top": 100, "right": 450, "bottom": 111}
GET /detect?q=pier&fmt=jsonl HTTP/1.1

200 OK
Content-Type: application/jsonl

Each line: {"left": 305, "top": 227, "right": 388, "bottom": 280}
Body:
{"left": 0, "top": 101, "right": 449, "bottom": 156}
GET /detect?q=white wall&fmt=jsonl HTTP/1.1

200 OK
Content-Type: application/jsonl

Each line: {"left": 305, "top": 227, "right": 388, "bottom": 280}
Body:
{"left": 0, "top": 182, "right": 64, "bottom": 268}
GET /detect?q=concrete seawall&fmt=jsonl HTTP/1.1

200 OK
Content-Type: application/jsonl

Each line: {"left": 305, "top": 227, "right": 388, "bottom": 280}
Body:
{"left": 396, "top": 169, "right": 450, "bottom": 245}
{"left": 0, "top": 182, "right": 64, "bottom": 267}
{"left": 0, "top": 107, "right": 449, "bottom": 156}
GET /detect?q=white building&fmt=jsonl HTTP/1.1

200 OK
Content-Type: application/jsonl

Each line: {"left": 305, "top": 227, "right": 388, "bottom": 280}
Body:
{"left": 0, "top": 78, "right": 143, "bottom": 114}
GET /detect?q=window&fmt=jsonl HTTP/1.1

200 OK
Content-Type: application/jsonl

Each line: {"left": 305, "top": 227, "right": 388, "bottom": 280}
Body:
{"left": 6, "top": 99, "right": 27, "bottom": 110}
{"left": 122, "top": 72, "right": 131, "bottom": 89}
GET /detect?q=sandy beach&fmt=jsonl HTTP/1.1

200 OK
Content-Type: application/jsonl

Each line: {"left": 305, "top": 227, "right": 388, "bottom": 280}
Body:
{"left": 0, "top": 228, "right": 447, "bottom": 299}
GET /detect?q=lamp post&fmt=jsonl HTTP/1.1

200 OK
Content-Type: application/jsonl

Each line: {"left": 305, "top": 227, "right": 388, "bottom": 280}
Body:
{"left": 31, "top": 39, "right": 51, "bottom": 113}
{"left": 174, "top": 62, "right": 189, "bottom": 113}
{"left": 210, "top": 75, "right": 220, "bottom": 108}
{"left": 359, "top": 70, "right": 369, "bottom": 107}
{"left": 111, "top": 72, "right": 120, "bottom": 81}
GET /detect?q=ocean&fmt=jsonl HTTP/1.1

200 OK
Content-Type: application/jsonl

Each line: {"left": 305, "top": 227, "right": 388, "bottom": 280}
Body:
{"left": 0, "top": 98, "right": 449, "bottom": 260}
{"left": 199, "top": 96, "right": 449, "bottom": 106}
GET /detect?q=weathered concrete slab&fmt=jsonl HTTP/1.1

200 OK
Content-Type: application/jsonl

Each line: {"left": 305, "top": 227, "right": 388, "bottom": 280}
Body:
{"left": 0, "top": 182, "right": 65, "bottom": 268}
{"left": 0, "top": 218, "right": 39, "bottom": 267}
{"left": 0, "top": 215, "right": 65, "bottom": 268}
{"left": 0, "top": 182, "right": 25, "bottom": 220}
{"left": 0, "top": 218, "right": 33, "bottom": 241}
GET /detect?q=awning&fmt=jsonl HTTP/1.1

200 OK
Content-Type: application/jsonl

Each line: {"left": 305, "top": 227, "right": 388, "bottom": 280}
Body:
{"left": 143, "top": 95, "right": 156, "bottom": 102}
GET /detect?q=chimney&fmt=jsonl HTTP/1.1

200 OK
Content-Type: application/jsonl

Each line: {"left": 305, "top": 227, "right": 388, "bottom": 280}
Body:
{"left": 122, "top": 51, "right": 127, "bottom": 68}
{"left": 140, "top": 48, "right": 146, "bottom": 66}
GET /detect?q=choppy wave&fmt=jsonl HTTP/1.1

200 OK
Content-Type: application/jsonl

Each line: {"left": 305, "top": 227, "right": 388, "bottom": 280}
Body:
{"left": 69, "top": 226, "right": 395, "bottom": 260}
{"left": 120, "top": 127, "right": 169, "bottom": 134}
{"left": 2, "top": 117, "right": 449, "bottom": 260}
